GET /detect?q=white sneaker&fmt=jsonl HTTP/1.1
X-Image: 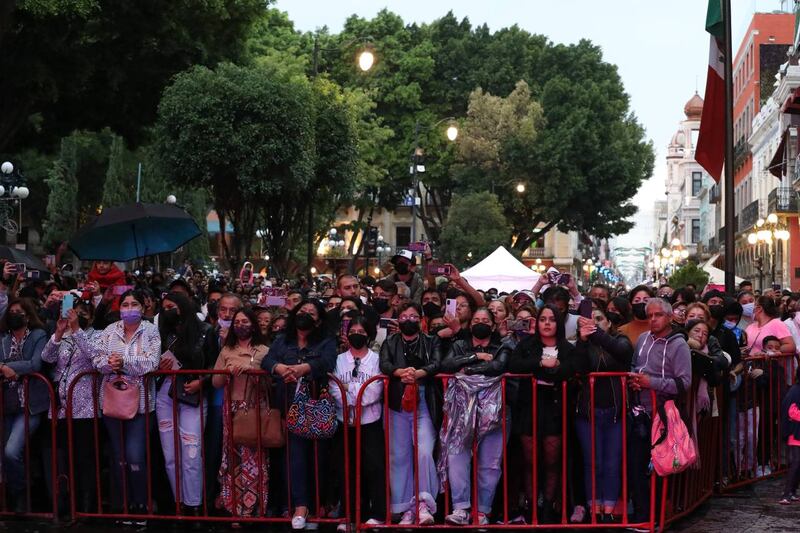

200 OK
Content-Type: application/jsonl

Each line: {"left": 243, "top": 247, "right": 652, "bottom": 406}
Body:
{"left": 445, "top": 509, "right": 470, "bottom": 525}
{"left": 365, "top": 518, "right": 385, "bottom": 525}
{"left": 336, "top": 523, "right": 352, "bottom": 532}
{"left": 418, "top": 503, "right": 435, "bottom": 525}
{"left": 477, "top": 512, "right": 489, "bottom": 525}
{"left": 399, "top": 509, "right": 416, "bottom": 526}
{"left": 292, "top": 514, "right": 307, "bottom": 530}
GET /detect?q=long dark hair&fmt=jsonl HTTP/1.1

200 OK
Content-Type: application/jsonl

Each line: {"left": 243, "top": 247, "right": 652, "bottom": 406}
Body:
{"left": 1, "top": 297, "right": 45, "bottom": 333}
{"left": 160, "top": 292, "right": 203, "bottom": 364}
{"left": 532, "top": 303, "right": 566, "bottom": 347}
{"left": 285, "top": 298, "right": 327, "bottom": 345}
{"left": 224, "top": 308, "right": 269, "bottom": 348}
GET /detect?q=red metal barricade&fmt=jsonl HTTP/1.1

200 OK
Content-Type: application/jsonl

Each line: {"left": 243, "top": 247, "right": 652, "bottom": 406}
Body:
{"left": 0, "top": 373, "right": 59, "bottom": 519}
{"left": 64, "top": 369, "right": 351, "bottom": 528}
{"left": 353, "top": 373, "right": 662, "bottom": 531}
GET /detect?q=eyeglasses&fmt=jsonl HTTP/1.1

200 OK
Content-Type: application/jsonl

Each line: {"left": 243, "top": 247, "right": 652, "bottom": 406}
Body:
{"left": 352, "top": 357, "right": 361, "bottom": 378}
{"left": 398, "top": 316, "right": 420, "bottom": 323}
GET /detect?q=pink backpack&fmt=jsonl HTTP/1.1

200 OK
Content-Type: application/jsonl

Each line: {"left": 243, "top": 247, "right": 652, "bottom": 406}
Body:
{"left": 651, "top": 399, "right": 697, "bottom": 476}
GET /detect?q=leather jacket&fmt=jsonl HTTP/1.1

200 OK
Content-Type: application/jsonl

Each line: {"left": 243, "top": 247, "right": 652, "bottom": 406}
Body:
{"left": 441, "top": 336, "right": 511, "bottom": 376}
{"left": 379, "top": 332, "right": 443, "bottom": 428}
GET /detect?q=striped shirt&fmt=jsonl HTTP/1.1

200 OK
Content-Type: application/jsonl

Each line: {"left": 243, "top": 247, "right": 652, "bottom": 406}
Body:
{"left": 92, "top": 319, "right": 161, "bottom": 413}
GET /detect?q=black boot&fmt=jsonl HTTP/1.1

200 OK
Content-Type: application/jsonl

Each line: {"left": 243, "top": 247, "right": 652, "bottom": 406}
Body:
{"left": 540, "top": 500, "right": 558, "bottom": 524}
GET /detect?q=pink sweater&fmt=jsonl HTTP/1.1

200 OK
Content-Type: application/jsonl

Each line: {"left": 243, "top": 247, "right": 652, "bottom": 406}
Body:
{"left": 789, "top": 403, "right": 800, "bottom": 447}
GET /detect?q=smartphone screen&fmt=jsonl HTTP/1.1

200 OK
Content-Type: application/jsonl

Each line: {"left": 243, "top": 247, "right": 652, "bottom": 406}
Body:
{"left": 579, "top": 298, "right": 593, "bottom": 318}
{"left": 379, "top": 317, "right": 396, "bottom": 329}
{"left": 446, "top": 298, "right": 457, "bottom": 316}
{"left": 14, "top": 263, "right": 26, "bottom": 273}
{"left": 61, "top": 293, "right": 74, "bottom": 319}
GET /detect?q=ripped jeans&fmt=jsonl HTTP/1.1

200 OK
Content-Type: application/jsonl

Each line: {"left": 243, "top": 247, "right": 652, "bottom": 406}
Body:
{"left": 156, "top": 378, "right": 207, "bottom": 506}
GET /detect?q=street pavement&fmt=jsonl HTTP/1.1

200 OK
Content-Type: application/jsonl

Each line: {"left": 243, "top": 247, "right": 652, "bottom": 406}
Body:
{"left": 1, "top": 477, "right": 796, "bottom": 532}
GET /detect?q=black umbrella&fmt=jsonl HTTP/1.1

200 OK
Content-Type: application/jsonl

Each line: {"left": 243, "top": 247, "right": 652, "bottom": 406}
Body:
{"left": 68, "top": 202, "right": 202, "bottom": 262}
{"left": 0, "top": 245, "right": 49, "bottom": 272}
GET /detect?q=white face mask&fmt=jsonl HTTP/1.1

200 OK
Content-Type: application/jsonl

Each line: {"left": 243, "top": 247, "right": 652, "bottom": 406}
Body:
{"left": 741, "top": 302, "right": 755, "bottom": 319}
{"left": 360, "top": 296, "right": 368, "bottom": 306}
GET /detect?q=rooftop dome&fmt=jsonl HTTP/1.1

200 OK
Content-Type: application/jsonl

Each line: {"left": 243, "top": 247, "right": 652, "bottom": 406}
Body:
{"left": 684, "top": 92, "right": 704, "bottom": 120}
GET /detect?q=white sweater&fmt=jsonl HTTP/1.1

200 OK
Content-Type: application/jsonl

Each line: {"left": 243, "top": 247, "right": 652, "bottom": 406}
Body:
{"left": 329, "top": 349, "right": 383, "bottom": 425}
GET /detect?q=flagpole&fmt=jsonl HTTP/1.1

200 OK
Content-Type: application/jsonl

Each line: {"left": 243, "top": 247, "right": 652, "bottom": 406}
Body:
{"left": 723, "top": 0, "right": 735, "bottom": 294}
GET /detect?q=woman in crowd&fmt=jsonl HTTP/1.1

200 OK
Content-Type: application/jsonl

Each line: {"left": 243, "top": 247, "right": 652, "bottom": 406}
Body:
{"left": 156, "top": 292, "right": 212, "bottom": 515}
{"left": 439, "top": 308, "right": 511, "bottom": 526}
{"left": 379, "top": 302, "right": 442, "bottom": 526}
{"left": 262, "top": 299, "right": 337, "bottom": 530}
{"left": 41, "top": 300, "right": 101, "bottom": 513}
{"left": 573, "top": 304, "right": 633, "bottom": 524}
{"left": 212, "top": 307, "right": 270, "bottom": 520}
{"left": 745, "top": 296, "right": 796, "bottom": 357}
{"left": 92, "top": 290, "right": 161, "bottom": 520}
{"left": 254, "top": 307, "right": 273, "bottom": 340}
{"left": 508, "top": 304, "right": 583, "bottom": 523}
{"left": 606, "top": 296, "right": 632, "bottom": 328}
{"left": 0, "top": 297, "right": 48, "bottom": 512}
{"left": 329, "top": 316, "right": 385, "bottom": 531}
{"left": 487, "top": 298, "right": 512, "bottom": 338}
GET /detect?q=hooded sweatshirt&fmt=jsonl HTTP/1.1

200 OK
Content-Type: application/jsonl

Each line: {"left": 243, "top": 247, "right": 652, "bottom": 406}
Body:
{"left": 632, "top": 329, "right": 692, "bottom": 413}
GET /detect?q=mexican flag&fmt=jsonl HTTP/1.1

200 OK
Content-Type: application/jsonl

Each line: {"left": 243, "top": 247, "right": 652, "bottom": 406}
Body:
{"left": 695, "top": 0, "right": 725, "bottom": 182}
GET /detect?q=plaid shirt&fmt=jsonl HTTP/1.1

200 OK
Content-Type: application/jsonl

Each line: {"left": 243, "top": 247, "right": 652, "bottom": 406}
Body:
{"left": 92, "top": 320, "right": 161, "bottom": 413}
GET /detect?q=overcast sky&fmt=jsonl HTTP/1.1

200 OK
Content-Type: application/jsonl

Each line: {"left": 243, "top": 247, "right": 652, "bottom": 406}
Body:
{"left": 276, "top": 0, "right": 790, "bottom": 250}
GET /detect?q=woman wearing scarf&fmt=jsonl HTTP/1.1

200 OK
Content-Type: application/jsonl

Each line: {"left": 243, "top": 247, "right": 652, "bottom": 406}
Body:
{"left": 438, "top": 308, "right": 511, "bottom": 526}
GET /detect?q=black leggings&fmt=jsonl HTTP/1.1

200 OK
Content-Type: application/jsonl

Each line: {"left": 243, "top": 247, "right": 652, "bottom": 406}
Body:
{"left": 784, "top": 446, "right": 800, "bottom": 498}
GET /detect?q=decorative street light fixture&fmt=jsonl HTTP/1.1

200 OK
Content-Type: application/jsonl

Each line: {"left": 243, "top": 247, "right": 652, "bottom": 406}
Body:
{"left": 374, "top": 234, "right": 392, "bottom": 276}
{"left": 747, "top": 213, "right": 790, "bottom": 289}
{"left": 0, "top": 161, "right": 30, "bottom": 234}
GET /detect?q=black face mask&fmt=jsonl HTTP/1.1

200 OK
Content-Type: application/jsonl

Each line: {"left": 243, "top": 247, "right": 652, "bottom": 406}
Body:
{"left": 207, "top": 300, "right": 219, "bottom": 320}
{"left": 295, "top": 312, "right": 315, "bottom": 331}
{"left": 708, "top": 304, "right": 725, "bottom": 321}
{"left": 347, "top": 333, "right": 368, "bottom": 350}
{"left": 422, "top": 302, "right": 441, "bottom": 317}
{"left": 632, "top": 303, "right": 647, "bottom": 320}
{"left": 160, "top": 308, "right": 180, "bottom": 329}
{"left": 78, "top": 316, "right": 90, "bottom": 330}
{"left": 7, "top": 313, "right": 26, "bottom": 331}
{"left": 373, "top": 298, "right": 391, "bottom": 314}
{"left": 341, "top": 309, "right": 360, "bottom": 320}
{"left": 471, "top": 323, "right": 493, "bottom": 340}
{"left": 398, "top": 320, "right": 420, "bottom": 336}
{"left": 606, "top": 311, "right": 624, "bottom": 326}
{"left": 394, "top": 262, "right": 410, "bottom": 275}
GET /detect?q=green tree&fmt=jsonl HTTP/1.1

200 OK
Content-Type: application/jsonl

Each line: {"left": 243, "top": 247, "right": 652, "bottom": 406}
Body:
{"left": 41, "top": 137, "right": 79, "bottom": 250}
{"left": 0, "top": 0, "right": 267, "bottom": 153}
{"left": 101, "top": 135, "right": 133, "bottom": 209}
{"left": 438, "top": 191, "right": 511, "bottom": 266}
{"left": 669, "top": 262, "right": 710, "bottom": 292}
{"left": 154, "top": 62, "right": 317, "bottom": 271}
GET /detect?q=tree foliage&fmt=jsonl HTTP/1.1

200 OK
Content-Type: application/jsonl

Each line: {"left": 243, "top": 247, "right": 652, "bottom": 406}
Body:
{"left": 101, "top": 135, "right": 133, "bottom": 209}
{"left": 438, "top": 191, "right": 511, "bottom": 267}
{"left": 41, "top": 137, "right": 79, "bottom": 250}
{"left": 669, "top": 262, "right": 710, "bottom": 292}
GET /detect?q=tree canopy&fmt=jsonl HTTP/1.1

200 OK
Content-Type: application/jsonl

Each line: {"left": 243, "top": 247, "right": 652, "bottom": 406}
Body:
{"left": 438, "top": 191, "right": 511, "bottom": 266}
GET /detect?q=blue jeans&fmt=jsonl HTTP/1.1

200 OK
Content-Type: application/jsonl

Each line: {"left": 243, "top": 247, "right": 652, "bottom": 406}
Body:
{"left": 575, "top": 407, "right": 622, "bottom": 508}
{"left": 104, "top": 413, "right": 149, "bottom": 509}
{"left": 3, "top": 413, "right": 41, "bottom": 497}
{"left": 447, "top": 422, "right": 507, "bottom": 513}
{"left": 389, "top": 392, "right": 438, "bottom": 514}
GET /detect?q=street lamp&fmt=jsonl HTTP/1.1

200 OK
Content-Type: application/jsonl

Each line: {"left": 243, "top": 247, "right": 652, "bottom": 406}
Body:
{"left": 166, "top": 194, "right": 177, "bottom": 205}
{"left": 375, "top": 234, "right": 392, "bottom": 276}
{"left": 410, "top": 117, "right": 459, "bottom": 242}
{"left": 747, "top": 212, "right": 790, "bottom": 289}
{"left": 0, "top": 161, "right": 30, "bottom": 234}
{"left": 358, "top": 48, "right": 375, "bottom": 71}
{"left": 516, "top": 183, "right": 526, "bottom": 194}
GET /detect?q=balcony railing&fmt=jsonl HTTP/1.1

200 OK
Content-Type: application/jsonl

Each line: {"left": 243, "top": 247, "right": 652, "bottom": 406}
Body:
{"left": 733, "top": 140, "right": 751, "bottom": 170}
{"left": 738, "top": 200, "right": 759, "bottom": 232}
{"left": 767, "top": 187, "right": 799, "bottom": 214}
{"left": 709, "top": 183, "right": 721, "bottom": 204}
{"left": 525, "top": 247, "right": 546, "bottom": 258}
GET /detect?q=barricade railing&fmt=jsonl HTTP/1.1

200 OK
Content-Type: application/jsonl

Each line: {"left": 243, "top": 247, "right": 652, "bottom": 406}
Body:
{"left": 0, "top": 373, "right": 59, "bottom": 519}
{"left": 717, "top": 353, "right": 798, "bottom": 492}
{"left": 64, "top": 369, "right": 351, "bottom": 528}
{"left": 353, "top": 373, "right": 662, "bottom": 531}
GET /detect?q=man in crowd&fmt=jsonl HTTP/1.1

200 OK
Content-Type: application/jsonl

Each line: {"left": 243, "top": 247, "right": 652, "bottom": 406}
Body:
{"left": 384, "top": 250, "right": 424, "bottom": 303}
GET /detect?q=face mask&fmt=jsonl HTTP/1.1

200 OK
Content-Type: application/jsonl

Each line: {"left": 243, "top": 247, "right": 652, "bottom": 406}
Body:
{"left": 632, "top": 303, "right": 647, "bottom": 320}
{"left": 708, "top": 305, "right": 725, "bottom": 320}
{"left": 120, "top": 309, "right": 142, "bottom": 325}
{"left": 606, "top": 311, "right": 623, "bottom": 326}
{"left": 207, "top": 301, "right": 219, "bottom": 320}
{"left": 295, "top": 312, "right": 315, "bottom": 331}
{"left": 347, "top": 333, "right": 368, "bottom": 350}
{"left": 341, "top": 309, "right": 360, "bottom": 320}
{"left": 7, "top": 313, "right": 26, "bottom": 331}
{"left": 373, "top": 298, "right": 390, "bottom": 314}
{"left": 471, "top": 323, "right": 493, "bottom": 340}
{"left": 78, "top": 316, "right": 90, "bottom": 330}
{"left": 233, "top": 325, "right": 252, "bottom": 340}
{"left": 741, "top": 302, "right": 755, "bottom": 319}
{"left": 360, "top": 296, "right": 369, "bottom": 306}
{"left": 723, "top": 320, "right": 737, "bottom": 330}
{"left": 395, "top": 262, "right": 410, "bottom": 275}
{"left": 160, "top": 308, "right": 179, "bottom": 329}
{"left": 398, "top": 320, "right": 420, "bottom": 336}
{"left": 217, "top": 318, "right": 232, "bottom": 329}
{"left": 422, "top": 302, "right": 440, "bottom": 317}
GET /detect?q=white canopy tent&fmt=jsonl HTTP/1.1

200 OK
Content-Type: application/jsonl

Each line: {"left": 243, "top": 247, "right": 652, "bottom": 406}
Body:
{"left": 700, "top": 254, "right": 744, "bottom": 286}
{"left": 461, "top": 246, "right": 540, "bottom": 293}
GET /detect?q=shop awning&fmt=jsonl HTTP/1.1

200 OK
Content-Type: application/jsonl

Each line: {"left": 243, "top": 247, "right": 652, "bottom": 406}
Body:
{"left": 768, "top": 128, "right": 788, "bottom": 178}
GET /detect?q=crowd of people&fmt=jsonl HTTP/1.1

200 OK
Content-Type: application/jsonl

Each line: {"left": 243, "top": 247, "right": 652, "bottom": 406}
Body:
{"left": 1, "top": 252, "right": 799, "bottom": 531}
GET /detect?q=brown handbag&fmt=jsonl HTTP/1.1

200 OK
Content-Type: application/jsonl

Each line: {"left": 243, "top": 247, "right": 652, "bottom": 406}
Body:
{"left": 232, "top": 375, "right": 285, "bottom": 448}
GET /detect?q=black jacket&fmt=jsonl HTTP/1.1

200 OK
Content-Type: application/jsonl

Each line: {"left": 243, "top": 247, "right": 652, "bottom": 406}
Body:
{"left": 441, "top": 336, "right": 511, "bottom": 376}
{"left": 379, "top": 332, "right": 443, "bottom": 428}
{"left": 574, "top": 329, "right": 633, "bottom": 419}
